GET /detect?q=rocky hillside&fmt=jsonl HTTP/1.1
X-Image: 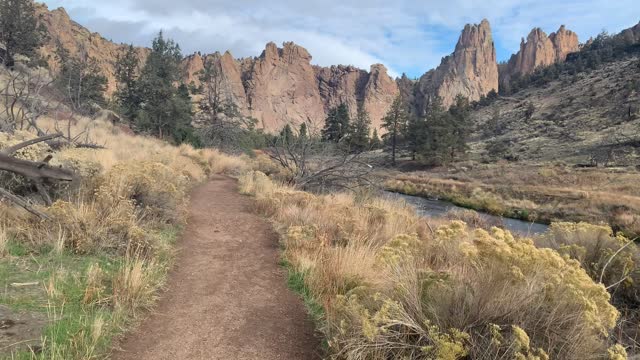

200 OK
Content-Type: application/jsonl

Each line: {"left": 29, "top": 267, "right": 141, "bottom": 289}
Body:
{"left": 35, "top": 3, "right": 149, "bottom": 93}
{"left": 33, "top": 2, "right": 589, "bottom": 133}
{"left": 469, "top": 55, "right": 640, "bottom": 164}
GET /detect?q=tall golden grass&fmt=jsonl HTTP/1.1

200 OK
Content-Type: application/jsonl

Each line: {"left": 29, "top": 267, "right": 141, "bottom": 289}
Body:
{"left": 0, "top": 116, "right": 247, "bottom": 358}
{"left": 240, "top": 170, "right": 624, "bottom": 359}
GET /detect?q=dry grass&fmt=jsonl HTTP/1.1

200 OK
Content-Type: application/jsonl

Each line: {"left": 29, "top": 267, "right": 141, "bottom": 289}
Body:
{"left": 0, "top": 116, "right": 246, "bottom": 358}
{"left": 240, "top": 171, "right": 624, "bottom": 359}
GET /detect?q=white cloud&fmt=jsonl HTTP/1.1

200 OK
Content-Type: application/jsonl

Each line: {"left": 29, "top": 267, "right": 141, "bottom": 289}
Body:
{"left": 43, "top": 0, "right": 640, "bottom": 77}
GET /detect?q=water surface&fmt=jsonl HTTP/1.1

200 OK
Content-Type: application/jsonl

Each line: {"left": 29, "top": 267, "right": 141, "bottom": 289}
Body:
{"left": 384, "top": 191, "right": 549, "bottom": 237}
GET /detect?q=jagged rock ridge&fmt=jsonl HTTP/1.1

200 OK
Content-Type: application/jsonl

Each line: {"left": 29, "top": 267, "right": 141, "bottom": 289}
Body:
{"left": 183, "top": 42, "right": 399, "bottom": 132}
{"left": 414, "top": 19, "right": 499, "bottom": 113}
{"left": 500, "top": 25, "right": 579, "bottom": 86}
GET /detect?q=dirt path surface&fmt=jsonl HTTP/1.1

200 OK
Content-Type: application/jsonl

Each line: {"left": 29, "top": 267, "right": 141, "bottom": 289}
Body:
{"left": 113, "top": 175, "right": 321, "bottom": 360}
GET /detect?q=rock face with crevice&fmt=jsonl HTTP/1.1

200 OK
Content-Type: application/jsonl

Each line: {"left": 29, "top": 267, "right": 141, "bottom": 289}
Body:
{"left": 414, "top": 19, "right": 499, "bottom": 113}
{"left": 183, "top": 42, "right": 399, "bottom": 132}
{"left": 500, "top": 26, "right": 579, "bottom": 86}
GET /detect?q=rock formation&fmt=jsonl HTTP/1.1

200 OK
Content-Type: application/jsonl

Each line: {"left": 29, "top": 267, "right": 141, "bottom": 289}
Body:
{"left": 183, "top": 43, "right": 399, "bottom": 132}
{"left": 415, "top": 19, "right": 499, "bottom": 112}
{"left": 500, "top": 25, "right": 578, "bottom": 86}
{"left": 620, "top": 22, "right": 640, "bottom": 44}
{"left": 34, "top": 2, "right": 399, "bottom": 133}
{"left": 35, "top": 3, "right": 149, "bottom": 94}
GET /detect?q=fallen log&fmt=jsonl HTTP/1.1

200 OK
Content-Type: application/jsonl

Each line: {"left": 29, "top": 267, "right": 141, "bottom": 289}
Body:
{"left": 0, "top": 187, "right": 50, "bottom": 219}
{"left": 0, "top": 153, "right": 74, "bottom": 182}
{"left": 1, "top": 133, "right": 62, "bottom": 156}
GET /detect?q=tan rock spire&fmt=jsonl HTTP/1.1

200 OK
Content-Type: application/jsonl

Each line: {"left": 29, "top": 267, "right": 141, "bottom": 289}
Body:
{"left": 416, "top": 19, "right": 499, "bottom": 110}
{"left": 501, "top": 25, "right": 579, "bottom": 86}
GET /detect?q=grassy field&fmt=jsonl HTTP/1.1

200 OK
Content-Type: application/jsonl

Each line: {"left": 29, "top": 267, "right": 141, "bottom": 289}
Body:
{"left": 385, "top": 162, "right": 640, "bottom": 236}
{"left": 0, "top": 117, "right": 246, "bottom": 359}
{"left": 239, "top": 170, "right": 628, "bottom": 359}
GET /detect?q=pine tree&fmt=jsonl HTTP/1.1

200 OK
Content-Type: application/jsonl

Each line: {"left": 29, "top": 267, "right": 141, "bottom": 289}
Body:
{"left": 0, "top": 0, "right": 46, "bottom": 66}
{"left": 418, "top": 95, "right": 470, "bottom": 165}
{"left": 349, "top": 104, "right": 371, "bottom": 152}
{"left": 322, "top": 103, "right": 350, "bottom": 143}
{"left": 136, "top": 31, "right": 195, "bottom": 143}
{"left": 369, "top": 128, "right": 382, "bottom": 149}
{"left": 447, "top": 94, "right": 471, "bottom": 158}
{"left": 114, "top": 45, "right": 141, "bottom": 121}
{"left": 381, "top": 95, "right": 408, "bottom": 165}
{"left": 298, "top": 122, "right": 308, "bottom": 141}
{"left": 405, "top": 114, "right": 427, "bottom": 161}
{"left": 279, "top": 123, "right": 295, "bottom": 145}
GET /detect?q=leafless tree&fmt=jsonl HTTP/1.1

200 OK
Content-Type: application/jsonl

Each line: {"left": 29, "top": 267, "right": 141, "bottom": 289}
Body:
{"left": 264, "top": 122, "right": 374, "bottom": 192}
{"left": 0, "top": 62, "right": 56, "bottom": 134}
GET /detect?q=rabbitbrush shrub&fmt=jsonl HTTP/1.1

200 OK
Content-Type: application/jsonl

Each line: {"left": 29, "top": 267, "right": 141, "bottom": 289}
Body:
{"left": 240, "top": 171, "right": 624, "bottom": 359}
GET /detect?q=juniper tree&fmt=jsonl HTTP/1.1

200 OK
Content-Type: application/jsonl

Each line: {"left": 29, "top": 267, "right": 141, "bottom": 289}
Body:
{"left": 0, "top": 0, "right": 46, "bottom": 66}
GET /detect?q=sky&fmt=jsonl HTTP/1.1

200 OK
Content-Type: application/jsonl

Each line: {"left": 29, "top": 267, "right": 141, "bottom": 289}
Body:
{"left": 43, "top": 0, "right": 640, "bottom": 78}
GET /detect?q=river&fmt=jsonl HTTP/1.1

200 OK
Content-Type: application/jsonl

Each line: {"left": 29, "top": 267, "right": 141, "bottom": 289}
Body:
{"left": 384, "top": 191, "right": 550, "bottom": 237}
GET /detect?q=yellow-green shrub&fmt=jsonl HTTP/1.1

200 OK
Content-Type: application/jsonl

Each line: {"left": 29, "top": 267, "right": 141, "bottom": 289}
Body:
{"left": 241, "top": 172, "right": 622, "bottom": 359}
{"left": 101, "top": 161, "right": 189, "bottom": 223}
{"left": 541, "top": 222, "right": 639, "bottom": 306}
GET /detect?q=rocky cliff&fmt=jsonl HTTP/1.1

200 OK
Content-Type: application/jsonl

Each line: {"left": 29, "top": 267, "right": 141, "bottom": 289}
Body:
{"left": 183, "top": 42, "right": 399, "bottom": 132}
{"left": 35, "top": 3, "right": 149, "bottom": 94}
{"left": 414, "top": 19, "right": 499, "bottom": 112}
{"left": 500, "top": 25, "right": 578, "bottom": 86}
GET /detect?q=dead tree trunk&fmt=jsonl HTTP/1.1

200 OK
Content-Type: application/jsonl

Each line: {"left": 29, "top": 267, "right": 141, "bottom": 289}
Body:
{"left": 0, "top": 135, "right": 76, "bottom": 217}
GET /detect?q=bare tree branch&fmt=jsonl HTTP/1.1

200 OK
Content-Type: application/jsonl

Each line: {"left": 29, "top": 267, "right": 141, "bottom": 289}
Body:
{"left": 1, "top": 133, "right": 62, "bottom": 155}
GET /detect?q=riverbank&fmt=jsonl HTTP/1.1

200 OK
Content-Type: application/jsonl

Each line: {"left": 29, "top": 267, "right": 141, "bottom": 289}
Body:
{"left": 384, "top": 162, "right": 640, "bottom": 237}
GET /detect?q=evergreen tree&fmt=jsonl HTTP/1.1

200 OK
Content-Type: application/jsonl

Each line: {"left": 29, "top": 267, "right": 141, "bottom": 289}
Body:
{"left": 168, "top": 83, "right": 199, "bottom": 145}
{"left": 381, "top": 95, "right": 408, "bottom": 165}
{"left": 54, "top": 42, "right": 107, "bottom": 114}
{"left": 322, "top": 103, "right": 350, "bottom": 143}
{"left": 136, "top": 31, "right": 195, "bottom": 143}
{"left": 418, "top": 95, "right": 470, "bottom": 165}
{"left": 349, "top": 104, "right": 371, "bottom": 152}
{"left": 279, "top": 123, "right": 295, "bottom": 145}
{"left": 114, "top": 45, "right": 141, "bottom": 121}
{"left": 0, "top": 0, "right": 46, "bottom": 66}
{"left": 447, "top": 94, "right": 471, "bottom": 157}
{"left": 298, "top": 122, "right": 308, "bottom": 141}
{"left": 369, "top": 128, "right": 382, "bottom": 149}
{"left": 419, "top": 97, "right": 451, "bottom": 164}
{"left": 404, "top": 114, "right": 427, "bottom": 161}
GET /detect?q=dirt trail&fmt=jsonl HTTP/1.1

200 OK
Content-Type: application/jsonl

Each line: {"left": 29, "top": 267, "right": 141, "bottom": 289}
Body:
{"left": 113, "top": 175, "right": 321, "bottom": 360}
